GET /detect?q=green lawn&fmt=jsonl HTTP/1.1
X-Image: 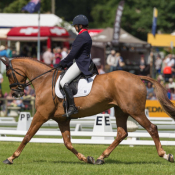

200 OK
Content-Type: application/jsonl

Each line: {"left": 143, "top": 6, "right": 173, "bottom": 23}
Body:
{"left": 0, "top": 142, "right": 175, "bottom": 175}
{"left": 1, "top": 73, "right": 10, "bottom": 94}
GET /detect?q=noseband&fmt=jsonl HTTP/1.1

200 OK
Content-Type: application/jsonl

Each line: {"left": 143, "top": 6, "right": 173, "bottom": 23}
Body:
{"left": 8, "top": 60, "right": 28, "bottom": 94}
{"left": 8, "top": 60, "right": 58, "bottom": 94}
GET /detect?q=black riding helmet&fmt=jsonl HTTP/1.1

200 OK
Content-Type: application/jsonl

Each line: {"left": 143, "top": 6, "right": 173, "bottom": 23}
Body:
{"left": 72, "top": 14, "right": 89, "bottom": 26}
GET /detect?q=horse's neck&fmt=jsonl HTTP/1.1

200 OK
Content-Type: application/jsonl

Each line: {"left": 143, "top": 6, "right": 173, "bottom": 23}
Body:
{"left": 14, "top": 59, "right": 51, "bottom": 87}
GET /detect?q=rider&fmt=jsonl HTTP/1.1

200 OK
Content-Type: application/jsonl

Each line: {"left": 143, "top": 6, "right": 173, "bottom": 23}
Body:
{"left": 57, "top": 14, "right": 98, "bottom": 117}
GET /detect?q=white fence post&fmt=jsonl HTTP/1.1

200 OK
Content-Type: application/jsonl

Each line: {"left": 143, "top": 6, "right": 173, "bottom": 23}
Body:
{"left": 17, "top": 112, "right": 31, "bottom": 131}
{"left": 91, "top": 114, "right": 114, "bottom": 140}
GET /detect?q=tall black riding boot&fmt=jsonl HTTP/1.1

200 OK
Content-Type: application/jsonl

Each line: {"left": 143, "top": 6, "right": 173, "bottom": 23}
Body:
{"left": 62, "top": 83, "right": 78, "bottom": 117}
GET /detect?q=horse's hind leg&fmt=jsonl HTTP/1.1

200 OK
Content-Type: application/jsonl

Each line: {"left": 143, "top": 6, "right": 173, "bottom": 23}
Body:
{"left": 58, "top": 120, "right": 95, "bottom": 164}
{"left": 132, "top": 112, "right": 174, "bottom": 163}
{"left": 96, "top": 107, "right": 128, "bottom": 165}
{"left": 3, "top": 111, "right": 47, "bottom": 164}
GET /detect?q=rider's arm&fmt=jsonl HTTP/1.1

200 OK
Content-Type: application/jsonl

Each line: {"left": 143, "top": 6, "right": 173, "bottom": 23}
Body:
{"left": 60, "top": 35, "right": 85, "bottom": 68}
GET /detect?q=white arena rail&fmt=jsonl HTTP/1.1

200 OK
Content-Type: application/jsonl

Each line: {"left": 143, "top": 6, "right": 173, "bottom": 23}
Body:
{"left": 0, "top": 116, "right": 174, "bottom": 130}
{"left": 0, "top": 109, "right": 175, "bottom": 145}
{"left": 0, "top": 130, "right": 175, "bottom": 145}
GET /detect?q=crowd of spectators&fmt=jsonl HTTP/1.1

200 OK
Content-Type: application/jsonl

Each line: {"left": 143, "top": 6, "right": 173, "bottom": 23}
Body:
{"left": 1, "top": 44, "right": 175, "bottom": 113}
{"left": 106, "top": 50, "right": 125, "bottom": 72}
{"left": 42, "top": 47, "right": 70, "bottom": 67}
{"left": 145, "top": 52, "right": 175, "bottom": 100}
{"left": 145, "top": 74, "right": 175, "bottom": 100}
{"left": 106, "top": 49, "right": 175, "bottom": 100}
{"left": 0, "top": 85, "right": 35, "bottom": 116}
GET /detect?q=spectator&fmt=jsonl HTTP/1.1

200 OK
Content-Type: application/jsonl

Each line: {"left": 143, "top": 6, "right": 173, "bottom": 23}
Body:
{"left": 168, "top": 78, "right": 175, "bottom": 89}
{"left": 6, "top": 91, "right": 14, "bottom": 106}
{"left": 0, "top": 45, "right": 8, "bottom": 57}
{"left": 157, "top": 74, "right": 164, "bottom": 83}
{"left": 165, "top": 54, "right": 174, "bottom": 66}
{"left": 139, "top": 55, "right": 146, "bottom": 75}
{"left": 116, "top": 52, "right": 125, "bottom": 70}
{"left": 42, "top": 48, "right": 53, "bottom": 66}
{"left": 147, "top": 52, "right": 153, "bottom": 76}
{"left": 170, "top": 88, "right": 175, "bottom": 100}
{"left": 107, "top": 50, "right": 117, "bottom": 72}
{"left": 165, "top": 84, "right": 171, "bottom": 100}
{"left": 0, "top": 90, "right": 4, "bottom": 110}
{"left": 20, "top": 45, "right": 28, "bottom": 57}
{"left": 163, "top": 66, "right": 172, "bottom": 83}
{"left": 97, "top": 65, "right": 105, "bottom": 74}
{"left": 162, "top": 55, "right": 170, "bottom": 72}
{"left": 31, "top": 44, "right": 37, "bottom": 58}
{"left": 155, "top": 54, "right": 162, "bottom": 74}
{"left": 6, "top": 46, "right": 12, "bottom": 58}
{"left": 12, "top": 50, "right": 18, "bottom": 57}
{"left": 53, "top": 47, "right": 62, "bottom": 68}
{"left": 67, "top": 49, "right": 71, "bottom": 54}
{"left": 61, "top": 47, "right": 68, "bottom": 59}
{"left": 25, "top": 85, "right": 35, "bottom": 97}
{"left": 15, "top": 99, "right": 25, "bottom": 108}
{"left": 146, "top": 82, "right": 154, "bottom": 99}
{"left": 0, "top": 72, "right": 3, "bottom": 90}
{"left": 147, "top": 93, "right": 157, "bottom": 100}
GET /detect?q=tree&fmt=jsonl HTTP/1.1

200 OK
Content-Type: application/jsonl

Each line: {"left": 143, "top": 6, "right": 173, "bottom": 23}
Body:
{"left": 55, "top": 0, "right": 98, "bottom": 23}
{"left": 91, "top": 0, "right": 175, "bottom": 40}
{"left": 3, "top": 0, "right": 51, "bottom": 13}
{"left": 2, "top": 0, "right": 175, "bottom": 41}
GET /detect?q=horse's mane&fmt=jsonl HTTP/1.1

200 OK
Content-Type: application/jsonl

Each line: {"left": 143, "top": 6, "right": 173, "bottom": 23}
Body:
{"left": 12, "top": 57, "right": 52, "bottom": 69}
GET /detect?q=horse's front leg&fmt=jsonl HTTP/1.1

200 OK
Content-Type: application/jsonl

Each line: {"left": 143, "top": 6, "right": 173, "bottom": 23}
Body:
{"left": 3, "top": 111, "right": 47, "bottom": 164}
{"left": 58, "top": 120, "right": 95, "bottom": 164}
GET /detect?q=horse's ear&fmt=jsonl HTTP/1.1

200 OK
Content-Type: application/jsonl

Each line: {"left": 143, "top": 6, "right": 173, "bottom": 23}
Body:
{"left": 0, "top": 57, "right": 9, "bottom": 67}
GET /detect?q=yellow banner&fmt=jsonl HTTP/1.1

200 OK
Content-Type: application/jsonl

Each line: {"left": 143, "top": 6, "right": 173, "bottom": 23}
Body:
{"left": 145, "top": 100, "right": 175, "bottom": 117}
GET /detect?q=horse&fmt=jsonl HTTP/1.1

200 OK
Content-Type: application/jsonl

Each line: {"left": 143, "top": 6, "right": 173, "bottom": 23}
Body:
{"left": 0, "top": 57, "right": 174, "bottom": 165}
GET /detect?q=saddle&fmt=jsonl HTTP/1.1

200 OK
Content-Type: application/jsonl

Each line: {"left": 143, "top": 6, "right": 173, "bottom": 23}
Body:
{"left": 59, "top": 61, "right": 99, "bottom": 97}
{"left": 59, "top": 71, "right": 85, "bottom": 96}
{"left": 58, "top": 62, "right": 99, "bottom": 113}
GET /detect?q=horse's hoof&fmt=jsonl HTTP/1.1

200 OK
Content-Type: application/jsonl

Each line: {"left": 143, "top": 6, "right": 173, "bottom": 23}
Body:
{"left": 95, "top": 159, "right": 105, "bottom": 165}
{"left": 168, "top": 154, "right": 174, "bottom": 163}
{"left": 3, "top": 159, "right": 13, "bottom": 165}
{"left": 87, "top": 156, "right": 95, "bottom": 164}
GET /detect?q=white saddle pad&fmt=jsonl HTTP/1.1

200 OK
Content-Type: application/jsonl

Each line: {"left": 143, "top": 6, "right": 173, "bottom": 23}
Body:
{"left": 55, "top": 75, "right": 97, "bottom": 99}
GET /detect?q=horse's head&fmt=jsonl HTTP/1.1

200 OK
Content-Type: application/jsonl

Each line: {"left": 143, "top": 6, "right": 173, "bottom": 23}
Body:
{"left": 0, "top": 57, "right": 26, "bottom": 98}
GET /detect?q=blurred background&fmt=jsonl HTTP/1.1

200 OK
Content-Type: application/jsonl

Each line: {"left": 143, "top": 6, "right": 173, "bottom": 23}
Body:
{"left": 0, "top": 0, "right": 175, "bottom": 118}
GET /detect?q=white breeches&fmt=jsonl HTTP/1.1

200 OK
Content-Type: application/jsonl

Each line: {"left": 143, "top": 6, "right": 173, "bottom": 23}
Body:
{"left": 60, "top": 62, "right": 81, "bottom": 88}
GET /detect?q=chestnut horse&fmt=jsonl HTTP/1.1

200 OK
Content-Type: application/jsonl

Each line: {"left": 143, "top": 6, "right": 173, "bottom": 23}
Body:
{"left": 1, "top": 57, "right": 174, "bottom": 165}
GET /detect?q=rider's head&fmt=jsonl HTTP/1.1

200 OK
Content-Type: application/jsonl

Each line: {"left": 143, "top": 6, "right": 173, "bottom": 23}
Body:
{"left": 72, "top": 14, "right": 89, "bottom": 33}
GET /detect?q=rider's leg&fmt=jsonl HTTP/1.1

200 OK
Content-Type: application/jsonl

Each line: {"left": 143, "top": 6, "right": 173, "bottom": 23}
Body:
{"left": 60, "top": 62, "right": 81, "bottom": 117}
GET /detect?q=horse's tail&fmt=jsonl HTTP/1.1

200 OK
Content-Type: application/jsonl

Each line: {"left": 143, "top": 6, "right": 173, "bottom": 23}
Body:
{"left": 140, "top": 76, "right": 175, "bottom": 120}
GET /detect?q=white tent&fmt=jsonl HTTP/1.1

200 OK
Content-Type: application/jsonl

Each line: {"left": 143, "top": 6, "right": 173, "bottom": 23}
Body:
{"left": 0, "top": 13, "right": 76, "bottom": 33}
{"left": 0, "top": 13, "right": 61, "bottom": 27}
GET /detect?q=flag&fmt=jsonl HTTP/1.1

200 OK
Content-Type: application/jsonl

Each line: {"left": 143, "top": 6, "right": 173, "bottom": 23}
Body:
{"left": 152, "top": 7, "right": 158, "bottom": 37}
{"left": 22, "top": 0, "right": 41, "bottom": 13}
{"left": 112, "top": 0, "right": 125, "bottom": 45}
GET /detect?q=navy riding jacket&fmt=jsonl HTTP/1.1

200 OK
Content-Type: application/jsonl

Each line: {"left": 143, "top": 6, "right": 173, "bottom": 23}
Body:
{"left": 60, "top": 31, "right": 93, "bottom": 77}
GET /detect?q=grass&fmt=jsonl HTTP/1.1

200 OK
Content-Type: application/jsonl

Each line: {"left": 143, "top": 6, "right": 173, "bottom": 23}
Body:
{"left": 0, "top": 142, "right": 175, "bottom": 175}
{"left": 1, "top": 73, "right": 10, "bottom": 94}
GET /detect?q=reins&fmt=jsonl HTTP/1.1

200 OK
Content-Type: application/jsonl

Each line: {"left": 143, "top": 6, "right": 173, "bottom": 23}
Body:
{"left": 8, "top": 60, "right": 61, "bottom": 102}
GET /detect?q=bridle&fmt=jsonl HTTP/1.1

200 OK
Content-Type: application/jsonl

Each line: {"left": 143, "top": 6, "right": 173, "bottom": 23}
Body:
{"left": 8, "top": 60, "right": 58, "bottom": 95}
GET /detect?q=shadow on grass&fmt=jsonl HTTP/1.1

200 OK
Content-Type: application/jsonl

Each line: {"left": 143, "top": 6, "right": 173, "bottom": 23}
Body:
{"left": 33, "top": 160, "right": 47, "bottom": 163}
{"left": 106, "top": 159, "right": 166, "bottom": 165}
{"left": 32, "top": 159, "right": 86, "bottom": 165}
{"left": 32, "top": 159, "right": 166, "bottom": 165}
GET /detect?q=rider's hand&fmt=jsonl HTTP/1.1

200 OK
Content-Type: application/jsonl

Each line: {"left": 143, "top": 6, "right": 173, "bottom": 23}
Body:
{"left": 57, "top": 62, "right": 64, "bottom": 70}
